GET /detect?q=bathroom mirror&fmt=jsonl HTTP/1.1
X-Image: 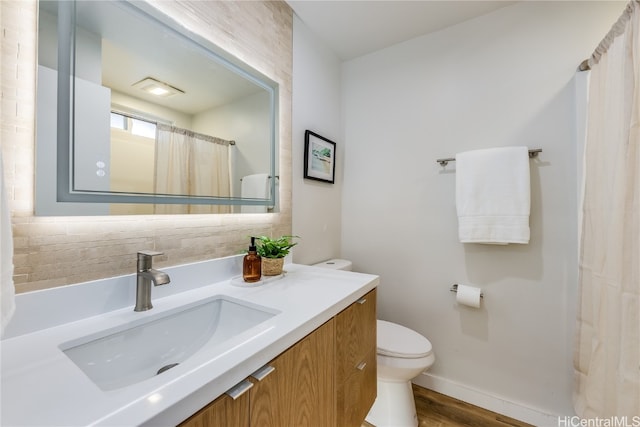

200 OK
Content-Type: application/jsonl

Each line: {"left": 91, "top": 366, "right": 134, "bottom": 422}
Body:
{"left": 35, "top": 0, "right": 278, "bottom": 215}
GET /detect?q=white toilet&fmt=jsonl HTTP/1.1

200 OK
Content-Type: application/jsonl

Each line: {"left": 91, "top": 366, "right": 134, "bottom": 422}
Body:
{"left": 313, "top": 259, "right": 435, "bottom": 427}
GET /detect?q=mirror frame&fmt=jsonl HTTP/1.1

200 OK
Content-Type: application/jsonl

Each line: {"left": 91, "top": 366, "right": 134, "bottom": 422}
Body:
{"left": 54, "top": 0, "right": 278, "bottom": 207}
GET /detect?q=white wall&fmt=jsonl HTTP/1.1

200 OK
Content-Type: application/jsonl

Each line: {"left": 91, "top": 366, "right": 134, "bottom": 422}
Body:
{"left": 291, "top": 16, "right": 343, "bottom": 265}
{"left": 340, "top": 1, "right": 625, "bottom": 422}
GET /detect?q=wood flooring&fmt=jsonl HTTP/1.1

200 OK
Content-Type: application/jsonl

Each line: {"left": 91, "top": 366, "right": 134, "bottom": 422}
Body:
{"left": 413, "top": 385, "right": 533, "bottom": 427}
{"left": 364, "top": 384, "right": 534, "bottom": 427}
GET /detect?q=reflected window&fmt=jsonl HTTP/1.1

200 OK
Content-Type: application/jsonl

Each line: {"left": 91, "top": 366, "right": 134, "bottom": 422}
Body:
{"left": 110, "top": 112, "right": 127, "bottom": 130}
{"left": 110, "top": 112, "right": 157, "bottom": 139}
{"left": 131, "top": 119, "right": 156, "bottom": 139}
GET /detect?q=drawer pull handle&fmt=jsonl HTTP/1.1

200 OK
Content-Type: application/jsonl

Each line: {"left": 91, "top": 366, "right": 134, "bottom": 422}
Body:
{"left": 357, "top": 298, "right": 367, "bottom": 305}
{"left": 251, "top": 365, "right": 275, "bottom": 381}
{"left": 226, "top": 380, "right": 254, "bottom": 400}
{"left": 356, "top": 361, "right": 367, "bottom": 371}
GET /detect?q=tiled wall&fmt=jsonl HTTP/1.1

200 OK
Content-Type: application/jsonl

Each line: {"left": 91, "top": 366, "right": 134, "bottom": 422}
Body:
{"left": 1, "top": 0, "right": 293, "bottom": 293}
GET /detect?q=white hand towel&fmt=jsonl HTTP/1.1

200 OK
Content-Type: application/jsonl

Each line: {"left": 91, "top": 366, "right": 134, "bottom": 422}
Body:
{"left": 240, "top": 173, "right": 269, "bottom": 213}
{"left": 1, "top": 151, "right": 15, "bottom": 336}
{"left": 455, "top": 146, "right": 530, "bottom": 244}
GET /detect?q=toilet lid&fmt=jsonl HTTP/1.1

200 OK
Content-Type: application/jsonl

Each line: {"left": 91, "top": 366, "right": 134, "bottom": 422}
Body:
{"left": 377, "top": 320, "right": 433, "bottom": 358}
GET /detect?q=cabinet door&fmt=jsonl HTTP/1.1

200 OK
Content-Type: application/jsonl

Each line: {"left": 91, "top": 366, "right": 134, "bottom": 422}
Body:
{"left": 336, "top": 289, "right": 377, "bottom": 427}
{"left": 179, "top": 382, "right": 251, "bottom": 427}
{"left": 337, "top": 348, "right": 376, "bottom": 427}
{"left": 250, "top": 319, "right": 335, "bottom": 427}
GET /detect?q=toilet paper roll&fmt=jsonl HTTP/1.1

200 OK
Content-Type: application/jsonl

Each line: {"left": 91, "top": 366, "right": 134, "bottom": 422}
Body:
{"left": 456, "top": 284, "right": 482, "bottom": 308}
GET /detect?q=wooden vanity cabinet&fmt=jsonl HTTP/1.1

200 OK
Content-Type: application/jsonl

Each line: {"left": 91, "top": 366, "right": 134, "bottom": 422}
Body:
{"left": 179, "top": 390, "right": 250, "bottom": 427}
{"left": 179, "top": 319, "right": 335, "bottom": 427}
{"left": 249, "top": 318, "right": 335, "bottom": 427}
{"left": 179, "top": 289, "right": 376, "bottom": 427}
{"left": 336, "top": 289, "right": 377, "bottom": 427}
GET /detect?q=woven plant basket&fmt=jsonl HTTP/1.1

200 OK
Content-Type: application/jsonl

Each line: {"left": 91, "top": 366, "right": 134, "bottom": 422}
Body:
{"left": 262, "top": 257, "right": 284, "bottom": 276}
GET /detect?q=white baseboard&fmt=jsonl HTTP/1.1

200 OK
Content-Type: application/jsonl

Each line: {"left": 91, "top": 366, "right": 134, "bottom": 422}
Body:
{"left": 413, "top": 373, "right": 561, "bottom": 427}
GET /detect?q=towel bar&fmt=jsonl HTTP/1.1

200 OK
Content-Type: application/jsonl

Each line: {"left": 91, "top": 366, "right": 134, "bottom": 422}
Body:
{"left": 436, "top": 148, "right": 542, "bottom": 167}
{"left": 449, "top": 284, "right": 484, "bottom": 298}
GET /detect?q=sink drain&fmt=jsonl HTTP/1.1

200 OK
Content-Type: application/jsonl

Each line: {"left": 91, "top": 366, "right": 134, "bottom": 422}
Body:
{"left": 156, "top": 363, "right": 179, "bottom": 375}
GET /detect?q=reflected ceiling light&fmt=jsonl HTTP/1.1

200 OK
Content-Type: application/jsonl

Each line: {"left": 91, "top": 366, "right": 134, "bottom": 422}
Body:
{"left": 132, "top": 77, "right": 184, "bottom": 98}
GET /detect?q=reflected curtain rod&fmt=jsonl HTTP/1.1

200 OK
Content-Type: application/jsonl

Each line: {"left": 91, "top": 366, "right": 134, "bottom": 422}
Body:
{"left": 111, "top": 109, "right": 171, "bottom": 126}
{"left": 436, "top": 148, "right": 542, "bottom": 167}
{"left": 112, "top": 110, "right": 236, "bottom": 145}
{"left": 578, "top": 0, "right": 637, "bottom": 71}
{"left": 156, "top": 123, "right": 236, "bottom": 145}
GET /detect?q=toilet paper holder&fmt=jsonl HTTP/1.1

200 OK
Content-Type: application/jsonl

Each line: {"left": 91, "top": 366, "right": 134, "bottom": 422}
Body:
{"left": 450, "top": 284, "right": 484, "bottom": 298}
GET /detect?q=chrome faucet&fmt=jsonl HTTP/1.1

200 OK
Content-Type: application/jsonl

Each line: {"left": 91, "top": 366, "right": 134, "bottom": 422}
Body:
{"left": 135, "top": 250, "right": 171, "bottom": 312}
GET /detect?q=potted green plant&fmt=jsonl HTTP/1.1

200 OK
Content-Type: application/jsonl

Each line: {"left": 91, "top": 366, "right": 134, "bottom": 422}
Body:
{"left": 255, "top": 235, "right": 299, "bottom": 276}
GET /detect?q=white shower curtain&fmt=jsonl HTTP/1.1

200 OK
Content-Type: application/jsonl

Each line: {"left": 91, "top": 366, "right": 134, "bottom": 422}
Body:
{"left": 189, "top": 137, "right": 232, "bottom": 214}
{"left": 574, "top": 0, "right": 640, "bottom": 418}
{"left": 154, "top": 125, "right": 232, "bottom": 214}
{"left": 154, "top": 127, "right": 190, "bottom": 214}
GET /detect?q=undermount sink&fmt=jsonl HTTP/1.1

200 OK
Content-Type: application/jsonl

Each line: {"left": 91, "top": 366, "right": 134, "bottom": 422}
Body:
{"left": 60, "top": 296, "right": 279, "bottom": 391}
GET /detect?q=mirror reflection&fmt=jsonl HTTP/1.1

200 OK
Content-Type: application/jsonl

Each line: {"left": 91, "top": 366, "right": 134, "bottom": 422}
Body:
{"left": 36, "top": 0, "right": 278, "bottom": 215}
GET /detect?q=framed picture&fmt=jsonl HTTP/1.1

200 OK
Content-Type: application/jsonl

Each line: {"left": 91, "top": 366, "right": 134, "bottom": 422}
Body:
{"left": 304, "top": 130, "right": 336, "bottom": 184}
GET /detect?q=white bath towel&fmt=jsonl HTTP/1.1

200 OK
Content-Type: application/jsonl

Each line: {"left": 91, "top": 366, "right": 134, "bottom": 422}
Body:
{"left": 240, "top": 173, "right": 269, "bottom": 213}
{"left": 455, "top": 146, "right": 530, "bottom": 244}
{"left": 1, "top": 151, "right": 15, "bottom": 336}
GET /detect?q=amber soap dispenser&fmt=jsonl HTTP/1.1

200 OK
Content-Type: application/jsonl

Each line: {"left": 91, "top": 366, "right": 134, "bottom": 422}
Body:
{"left": 243, "top": 237, "right": 262, "bottom": 282}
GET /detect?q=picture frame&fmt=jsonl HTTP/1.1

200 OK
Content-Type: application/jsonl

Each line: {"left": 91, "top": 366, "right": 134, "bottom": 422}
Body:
{"left": 304, "top": 130, "right": 336, "bottom": 184}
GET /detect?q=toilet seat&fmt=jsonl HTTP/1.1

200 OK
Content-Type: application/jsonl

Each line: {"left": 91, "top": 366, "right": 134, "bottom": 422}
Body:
{"left": 377, "top": 320, "right": 432, "bottom": 359}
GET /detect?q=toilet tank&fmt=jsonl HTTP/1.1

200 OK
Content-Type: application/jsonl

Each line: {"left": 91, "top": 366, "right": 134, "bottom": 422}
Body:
{"left": 313, "top": 259, "right": 352, "bottom": 271}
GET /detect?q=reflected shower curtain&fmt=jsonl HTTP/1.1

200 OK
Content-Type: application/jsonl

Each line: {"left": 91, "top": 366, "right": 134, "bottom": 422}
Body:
{"left": 154, "top": 124, "right": 232, "bottom": 214}
{"left": 154, "top": 127, "right": 189, "bottom": 214}
{"left": 189, "top": 137, "right": 232, "bottom": 214}
{"left": 574, "top": 0, "right": 640, "bottom": 418}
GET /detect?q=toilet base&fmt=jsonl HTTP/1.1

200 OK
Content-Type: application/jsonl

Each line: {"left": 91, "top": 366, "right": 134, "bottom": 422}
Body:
{"left": 365, "top": 379, "right": 418, "bottom": 427}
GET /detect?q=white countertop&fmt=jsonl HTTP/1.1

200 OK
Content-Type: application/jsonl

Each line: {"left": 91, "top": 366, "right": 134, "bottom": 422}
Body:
{"left": 1, "top": 259, "right": 378, "bottom": 426}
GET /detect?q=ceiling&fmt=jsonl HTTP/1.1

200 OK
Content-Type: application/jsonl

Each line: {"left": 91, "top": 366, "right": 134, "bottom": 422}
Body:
{"left": 287, "top": 1, "right": 516, "bottom": 60}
